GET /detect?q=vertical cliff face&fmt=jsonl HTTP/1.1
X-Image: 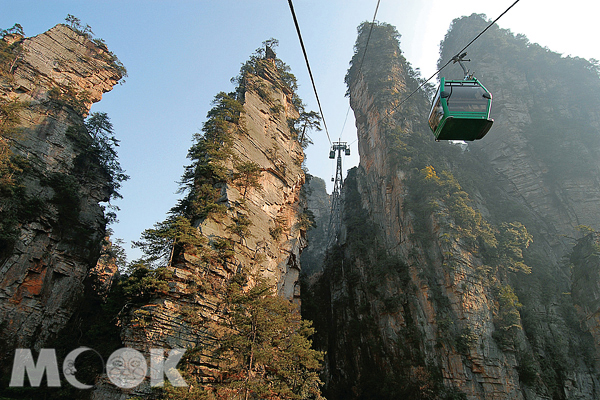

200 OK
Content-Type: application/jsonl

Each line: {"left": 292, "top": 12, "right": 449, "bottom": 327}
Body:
{"left": 438, "top": 16, "right": 600, "bottom": 396}
{"left": 311, "top": 23, "right": 520, "bottom": 399}
{"left": 307, "top": 19, "right": 600, "bottom": 400}
{"left": 0, "top": 24, "right": 123, "bottom": 363}
{"left": 300, "top": 175, "right": 330, "bottom": 276}
{"left": 94, "top": 58, "right": 309, "bottom": 398}
{"left": 439, "top": 14, "right": 600, "bottom": 260}
{"left": 571, "top": 232, "right": 600, "bottom": 360}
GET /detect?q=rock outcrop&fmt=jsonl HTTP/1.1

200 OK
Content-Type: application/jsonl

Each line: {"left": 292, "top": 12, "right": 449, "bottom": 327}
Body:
{"left": 0, "top": 24, "right": 123, "bottom": 366}
{"left": 306, "top": 18, "right": 600, "bottom": 400}
{"left": 92, "top": 58, "right": 308, "bottom": 399}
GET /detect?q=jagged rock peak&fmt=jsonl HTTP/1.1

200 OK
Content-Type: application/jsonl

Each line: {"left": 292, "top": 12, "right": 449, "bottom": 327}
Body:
{"left": 94, "top": 52, "right": 312, "bottom": 398}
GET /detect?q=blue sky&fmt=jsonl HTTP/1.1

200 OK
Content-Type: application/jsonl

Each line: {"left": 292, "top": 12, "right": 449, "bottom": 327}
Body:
{"left": 2, "top": 0, "right": 598, "bottom": 262}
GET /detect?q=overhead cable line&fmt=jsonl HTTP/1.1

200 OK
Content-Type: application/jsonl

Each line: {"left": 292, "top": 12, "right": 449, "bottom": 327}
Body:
{"left": 376, "top": 0, "right": 520, "bottom": 121}
{"left": 287, "top": 0, "right": 332, "bottom": 145}
{"left": 339, "top": 0, "right": 381, "bottom": 141}
{"left": 328, "top": 0, "right": 380, "bottom": 245}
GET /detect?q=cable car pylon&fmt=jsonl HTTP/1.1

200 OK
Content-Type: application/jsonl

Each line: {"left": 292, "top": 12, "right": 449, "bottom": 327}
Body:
{"left": 327, "top": 141, "right": 350, "bottom": 246}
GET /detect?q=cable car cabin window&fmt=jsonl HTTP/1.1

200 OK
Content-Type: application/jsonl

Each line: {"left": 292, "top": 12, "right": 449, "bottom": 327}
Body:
{"left": 445, "top": 83, "right": 488, "bottom": 113}
{"left": 428, "top": 88, "right": 444, "bottom": 133}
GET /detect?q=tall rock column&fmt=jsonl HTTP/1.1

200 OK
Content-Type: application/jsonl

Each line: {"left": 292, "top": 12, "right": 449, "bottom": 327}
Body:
{"left": 95, "top": 58, "right": 309, "bottom": 398}
{"left": 0, "top": 24, "right": 123, "bottom": 363}
{"left": 308, "top": 20, "right": 600, "bottom": 400}
{"left": 340, "top": 51, "right": 523, "bottom": 399}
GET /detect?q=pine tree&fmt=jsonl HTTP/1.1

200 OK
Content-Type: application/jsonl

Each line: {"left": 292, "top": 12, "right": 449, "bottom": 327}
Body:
{"left": 232, "top": 160, "right": 262, "bottom": 199}
{"left": 83, "top": 112, "right": 129, "bottom": 198}
{"left": 157, "top": 273, "right": 325, "bottom": 400}
{"left": 213, "top": 273, "right": 324, "bottom": 400}
{"left": 132, "top": 215, "right": 206, "bottom": 267}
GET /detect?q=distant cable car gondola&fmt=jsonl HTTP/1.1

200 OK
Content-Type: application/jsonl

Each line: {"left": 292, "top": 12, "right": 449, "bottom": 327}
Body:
{"left": 428, "top": 54, "right": 494, "bottom": 141}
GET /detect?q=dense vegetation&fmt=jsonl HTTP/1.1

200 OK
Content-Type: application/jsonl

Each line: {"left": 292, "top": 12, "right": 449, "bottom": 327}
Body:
{"left": 159, "top": 272, "right": 324, "bottom": 400}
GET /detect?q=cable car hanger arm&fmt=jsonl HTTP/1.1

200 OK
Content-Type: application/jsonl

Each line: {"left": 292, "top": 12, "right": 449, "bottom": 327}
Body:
{"left": 452, "top": 52, "right": 473, "bottom": 80}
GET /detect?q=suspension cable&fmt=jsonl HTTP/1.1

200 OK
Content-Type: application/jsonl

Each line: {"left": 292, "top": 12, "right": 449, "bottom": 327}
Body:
{"left": 339, "top": 0, "right": 382, "bottom": 141}
{"left": 379, "top": 0, "right": 520, "bottom": 119}
{"left": 287, "top": 0, "right": 332, "bottom": 145}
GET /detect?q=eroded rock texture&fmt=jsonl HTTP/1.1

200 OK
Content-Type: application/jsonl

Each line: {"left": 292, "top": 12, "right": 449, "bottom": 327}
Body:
{"left": 0, "top": 24, "right": 122, "bottom": 364}
{"left": 440, "top": 14, "right": 600, "bottom": 261}
{"left": 299, "top": 175, "right": 330, "bottom": 276}
{"left": 93, "top": 60, "right": 308, "bottom": 399}
{"left": 572, "top": 233, "right": 600, "bottom": 360}
{"left": 306, "top": 18, "right": 600, "bottom": 400}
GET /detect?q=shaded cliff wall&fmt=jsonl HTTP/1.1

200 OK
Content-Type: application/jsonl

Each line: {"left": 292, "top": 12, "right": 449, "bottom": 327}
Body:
{"left": 0, "top": 24, "right": 122, "bottom": 364}
{"left": 571, "top": 233, "right": 600, "bottom": 359}
{"left": 306, "top": 19, "right": 600, "bottom": 400}
{"left": 439, "top": 14, "right": 600, "bottom": 396}
{"left": 300, "top": 175, "right": 330, "bottom": 276}
{"left": 439, "top": 13, "right": 600, "bottom": 261}
{"left": 93, "top": 59, "right": 308, "bottom": 399}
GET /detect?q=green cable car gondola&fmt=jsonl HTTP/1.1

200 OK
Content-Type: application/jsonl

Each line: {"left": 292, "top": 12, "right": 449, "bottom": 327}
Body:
{"left": 428, "top": 54, "right": 494, "bottom": 141}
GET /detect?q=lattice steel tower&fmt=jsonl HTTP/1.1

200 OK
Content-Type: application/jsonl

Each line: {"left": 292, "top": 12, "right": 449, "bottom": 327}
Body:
{"left": 327, "top": 141, "right": 350, "bottom": 245}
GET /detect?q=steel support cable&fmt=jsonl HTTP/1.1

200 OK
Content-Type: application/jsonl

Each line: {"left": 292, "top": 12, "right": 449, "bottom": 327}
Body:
{"left": 287, "top": 0, "right": 332, "bottom": 145}
{"left": 339, "top": 0, "right": 382, "bottom": 141}
{"left": 453, "top": 0, "right": 521, "bottom": 61}
{"left": 365, "top": 0, "right": 521, "bottom": 131}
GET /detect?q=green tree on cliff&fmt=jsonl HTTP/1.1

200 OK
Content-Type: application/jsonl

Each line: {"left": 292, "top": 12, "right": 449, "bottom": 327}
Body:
{"left": 0, "top": 23, "right": 25, "bottom": 78}
{"left": 232, "top": 160, "right": 262, "bottom": 199}
{"left": 0, "top": 25, "right": 27, "bottom": 190}
{"left": 493, "top": 222, "right": 533, "bottom": 274}
{"left": 158, "top": 273, "right": 325, "bottom": 400}
{"left": 174, "top": 91, "right": 243, "bottom": 219}
{"left": 134, "top": 91, "right": 244, "bottom": 268}
{"left": 233, "top": 38, "right": 299, "bottom": 99}
{"left": 215, "top": 275, "right": 324, "bottom": 399}
{"left": 0, "top": 99, "right": 26, "bottom": 190}
{"left": 132, "top": 215, "right": 206, "bottom": 267}
{"left": 288, "top": 110, "right": 322, "bottom": 149}
{"left": 83, "top": 112, "right": 129, "bottom": 198}
{"left": 65, "top": 14, "right": 93, "bottom": 37}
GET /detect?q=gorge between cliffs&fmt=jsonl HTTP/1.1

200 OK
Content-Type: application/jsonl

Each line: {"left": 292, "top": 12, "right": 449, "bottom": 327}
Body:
{"left": 2, "top": 12, "right": 600, "bottom": 400}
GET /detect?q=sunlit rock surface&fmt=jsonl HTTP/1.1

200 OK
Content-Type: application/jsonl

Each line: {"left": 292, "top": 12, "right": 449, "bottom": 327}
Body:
{"left": 94, "top": 60, "right": 308, "bottom": 399}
